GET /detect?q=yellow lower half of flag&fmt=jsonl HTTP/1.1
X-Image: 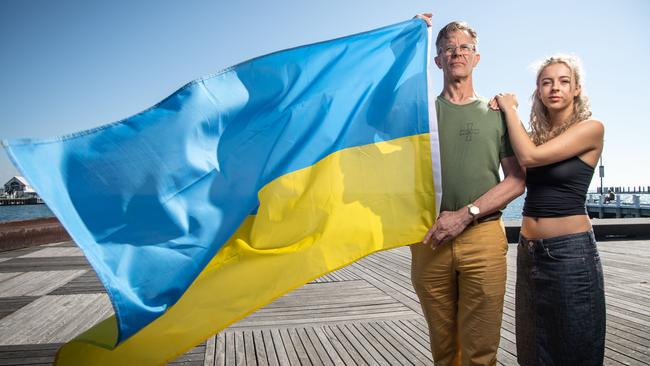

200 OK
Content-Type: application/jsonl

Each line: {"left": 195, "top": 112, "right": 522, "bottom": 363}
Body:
{"left": 55, "top": 133, "right": 436, "bottom": 365}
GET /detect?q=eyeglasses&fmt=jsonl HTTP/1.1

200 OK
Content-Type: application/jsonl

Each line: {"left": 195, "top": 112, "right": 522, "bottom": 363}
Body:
{"left": 439, "top": 44, "right": 476, "bottom": 55}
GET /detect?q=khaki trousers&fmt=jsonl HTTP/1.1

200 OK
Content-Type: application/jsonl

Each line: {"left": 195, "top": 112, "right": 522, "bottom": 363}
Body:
{"left": 410, "top": 220, "right": 508, "bottom": 366}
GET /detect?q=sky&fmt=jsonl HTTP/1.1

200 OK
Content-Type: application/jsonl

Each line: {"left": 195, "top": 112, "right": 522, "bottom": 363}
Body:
{"left": 1, "top": 0, "right": 649, "bottom": 191}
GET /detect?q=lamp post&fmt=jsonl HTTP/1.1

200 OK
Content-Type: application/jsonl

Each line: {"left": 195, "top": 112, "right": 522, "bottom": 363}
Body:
{"left": 599, "top": 156, "right": 605, "bottom": 197}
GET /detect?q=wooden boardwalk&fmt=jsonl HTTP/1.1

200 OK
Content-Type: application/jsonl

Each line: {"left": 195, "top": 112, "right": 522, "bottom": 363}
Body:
{"left": 0, "top": 240, "right": 649, "bottom": 365}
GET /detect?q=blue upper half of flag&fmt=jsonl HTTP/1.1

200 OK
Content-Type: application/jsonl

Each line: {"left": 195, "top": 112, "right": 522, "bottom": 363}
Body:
{"left": 3, "top": 19, "right": 430, "bottom": 342}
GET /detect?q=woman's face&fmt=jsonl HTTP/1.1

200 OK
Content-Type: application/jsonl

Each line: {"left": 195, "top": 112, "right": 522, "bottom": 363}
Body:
{"left": 536, "top": 63, "right": 581, "bottom": 112}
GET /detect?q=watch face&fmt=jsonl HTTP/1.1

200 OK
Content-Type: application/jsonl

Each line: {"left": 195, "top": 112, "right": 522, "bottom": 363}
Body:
{"left": 469, "top": 205, "right": 480, "bottom": 216}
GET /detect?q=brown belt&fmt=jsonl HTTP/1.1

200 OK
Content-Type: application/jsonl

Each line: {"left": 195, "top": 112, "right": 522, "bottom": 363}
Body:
{"left": 476, "top": 211, "right": 502, "bottom": 224}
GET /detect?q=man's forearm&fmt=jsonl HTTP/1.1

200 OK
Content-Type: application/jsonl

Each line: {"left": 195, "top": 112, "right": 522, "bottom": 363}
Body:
{"left": 471, "top": 157, "right": 526, "bottom": 219}
{"left": 472, "top": 174, "right": 525, "bottom": 219}
{"left": 423, "top": 156, "right": 525, "bottom": 246}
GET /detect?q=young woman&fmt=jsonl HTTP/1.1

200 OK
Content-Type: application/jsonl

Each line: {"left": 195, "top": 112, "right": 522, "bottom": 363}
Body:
{"left": 493, "top": 55, "right": 606, "bottom": 365}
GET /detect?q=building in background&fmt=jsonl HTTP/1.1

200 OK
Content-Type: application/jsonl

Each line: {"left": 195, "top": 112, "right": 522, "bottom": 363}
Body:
{"left": 3, "top": 176, "right": 38, "bottom": 198}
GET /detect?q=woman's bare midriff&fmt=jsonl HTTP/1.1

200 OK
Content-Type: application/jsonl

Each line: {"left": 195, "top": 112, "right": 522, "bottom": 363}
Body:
{"left": 521, "top": 215, "right": 592, "bottom": 239}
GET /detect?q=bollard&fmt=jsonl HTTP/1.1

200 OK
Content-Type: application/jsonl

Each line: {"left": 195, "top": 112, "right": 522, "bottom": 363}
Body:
{"left": 633, "top": 195, "right": 641, "bottom": 217}
{"left": 599, "top": 194, "right": 604, "bottom": 218}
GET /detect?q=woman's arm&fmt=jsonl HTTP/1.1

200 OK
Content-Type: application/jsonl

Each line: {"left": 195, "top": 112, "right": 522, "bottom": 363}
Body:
{"left": 495, "top": 93, "right": 604, "bottom": 167}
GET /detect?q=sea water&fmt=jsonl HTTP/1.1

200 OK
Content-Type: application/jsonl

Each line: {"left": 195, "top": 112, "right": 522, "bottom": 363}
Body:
{"left": 0, "top": 194, "right": 645, "bottom": 223}
{"left": 1, "top": 198, "right": 526, "bottom": 223}
{"left": 0, "top": 204, "right": 54, "bottom": 222}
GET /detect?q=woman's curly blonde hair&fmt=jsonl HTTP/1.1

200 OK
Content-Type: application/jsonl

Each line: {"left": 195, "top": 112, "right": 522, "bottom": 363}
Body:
{"left": 529, "top": 55, "right": 592, "bottom": 145}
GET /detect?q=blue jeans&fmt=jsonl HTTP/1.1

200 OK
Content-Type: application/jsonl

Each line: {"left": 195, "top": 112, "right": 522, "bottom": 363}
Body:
{"left": 516, "top": 231, "right": 606, "bottom": 366}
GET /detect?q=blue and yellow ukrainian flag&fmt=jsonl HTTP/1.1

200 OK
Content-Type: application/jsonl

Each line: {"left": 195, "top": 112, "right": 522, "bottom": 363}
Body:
{"left": 3, "top": 19, "right": 441, "bottom": 364}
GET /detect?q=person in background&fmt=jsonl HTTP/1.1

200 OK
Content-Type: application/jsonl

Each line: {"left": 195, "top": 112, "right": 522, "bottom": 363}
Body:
{"left": 492, "top": 54, "right": 606, "bottom": 365}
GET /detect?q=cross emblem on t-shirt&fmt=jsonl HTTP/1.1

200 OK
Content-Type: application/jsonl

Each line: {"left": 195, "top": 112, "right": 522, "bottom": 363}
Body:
{"left": 459, "top": 123, "right": 479, "bottom": 142}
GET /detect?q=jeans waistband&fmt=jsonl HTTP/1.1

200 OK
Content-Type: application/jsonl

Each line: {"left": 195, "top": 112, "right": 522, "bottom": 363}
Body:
{"left": 519, "top": 230, "right": 595, "bottom": 249}
{"left": 519, "top": 230, "right": 594, "bottom": 243}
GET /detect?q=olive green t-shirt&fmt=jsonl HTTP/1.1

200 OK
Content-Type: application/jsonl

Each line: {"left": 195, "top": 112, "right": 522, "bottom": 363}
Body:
{"left": 437, "top": 96, "right": 514, "bottom": 212}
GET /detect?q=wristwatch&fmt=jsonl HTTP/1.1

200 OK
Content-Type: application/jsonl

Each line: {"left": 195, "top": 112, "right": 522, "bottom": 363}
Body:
{"left": 467, "top": 204, "right": 480, "bottom": 223}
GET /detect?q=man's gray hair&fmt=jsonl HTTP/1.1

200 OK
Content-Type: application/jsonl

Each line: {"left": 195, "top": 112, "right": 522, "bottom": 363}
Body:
{"left": 435, "top": 21, "right": 478, "bottom": 54}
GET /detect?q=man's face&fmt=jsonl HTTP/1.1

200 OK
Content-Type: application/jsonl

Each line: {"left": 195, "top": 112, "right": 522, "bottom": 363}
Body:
{"left": 434, "top": 30, "right": 480, "bottom": 80}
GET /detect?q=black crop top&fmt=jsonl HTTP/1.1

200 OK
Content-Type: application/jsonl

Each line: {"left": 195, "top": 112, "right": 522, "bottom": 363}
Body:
{"left": 523, "top": 156, "right": 595, "bottom": 217}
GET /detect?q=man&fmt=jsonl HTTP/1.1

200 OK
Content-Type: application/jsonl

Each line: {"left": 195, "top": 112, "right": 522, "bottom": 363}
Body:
{"left": 411, "top": 15, "right": 526, "bottom": 366}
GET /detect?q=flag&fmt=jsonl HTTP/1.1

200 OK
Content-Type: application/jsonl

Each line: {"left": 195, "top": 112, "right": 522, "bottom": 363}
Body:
{"left": 3, "top": 19, "right": 441, "bottom": 365}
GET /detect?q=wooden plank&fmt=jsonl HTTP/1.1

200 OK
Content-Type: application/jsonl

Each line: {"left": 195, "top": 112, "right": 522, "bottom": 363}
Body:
{"left": 49, "top": 271, "right": 104, "bottom": 295}
{"left": 0, "top": 270, "right": 86, "bottom": 297}
{"left": 0, "top": 294, "right": 112, "bottom": 345}
{"left": 607, "top": 309, "right": 650, "bottom": 329}
{"left": 249, "top": 296, "right": 401, "bottom": 312}
{"left": 260, "top": 329, "right": 279, "bottom": 366}
{"left": 0, "top": 343, "right": 61, "bottom": 365}
{"left": 310, "top": 267, "right": 359, "bottom": 283}
{"left": 606, "top": 321, "right": 650, "bottom": 345}
{"left": 214, "top": 333, "right": 225, "bottom": 366}
{"left": 0, "top": 257, "right": 89, "bottom": 272}
{"left": 498, "top": 336, "right": 518, "bottom": 362}
{"left": 244, "top": 303, "right": 410, "bottom": 321}
{"left": 313, "top": 326, "right": 352, "bottom": 366}
{"left": 230, "top": 278, "right": 418, "bottom": 329}
{"left": 605, "top": 287, "right": 650, "bottom": 308}
{"left": 203, "top": 335, "right": 216, "bottom": 366}
{"left": 233, "top": 310, "right": 416, "bottom": 329}
{"left": 604, "top": 346, "right": 649, "bottom": 366}
{"left": 345, "top": 265, "right": 422, "bottom": 315}
{"left": 252, "top": 330, "right": 269, "bottom": 366}
{"left": 0, "top": 296, "right": 37, "bottom": 320}
{"left": 406, "top": 318, "right": 429, "bottom": 337}
{"left": 356, "top": 322, "right": 409, "bottom": 365}
{"left": 41, "top": 241, "right": 76, "bottom": 247}
{"left": 296, "top": 327, "right": 324, "bottom": 365}
{"left": 496, "top": 346, "right": 519, "bottom": 366}
{"left": 322, "top": 324, "right": 367, "bottom": 366}
{"left": 606, "top": 337, "right": 650, "bottom": 364}
{"left": 169, "top": 344, "right": 205, "bottom": 364}
{"left": 371, "top": 321, "right": 430, "bottom": 365}
{"left": 305, "top": 327, "right": 338, "bottom": 365}
{"left": 239, "top": 331, "right": 252, "bottom": 366}
{"left": 268, "top": 328, "right": 290, "bottom": 366}
{"left": 224, "top": 332, "right": 235, "bottom": 366}
{"left": 342, "top": 323, "right": 390, "bottom": 366}
{"left": 393, "top": 320, "right": 430, "bottom": 349}
{"left": 288, "top": 327, "right": 312, "bottom": 366}
{"left": 0, "top": 246, "right": 43, "bottom": 259}
{"left": 606, "top": 300, "right": 650, "bottom": 324}
{"left": 355, "top": 255, "right": 416, "bottom": 295}
{"left": 278, "top": 328, "right": 301, "bottom": 366}
{"left": 603, "top": 356, "right": 626, "bottom": 366}
{"left": 336, "top": 323, "right": 382, "bottom": 365}
{"left": 18, "top": 247, "right": 83, "bottom": 258}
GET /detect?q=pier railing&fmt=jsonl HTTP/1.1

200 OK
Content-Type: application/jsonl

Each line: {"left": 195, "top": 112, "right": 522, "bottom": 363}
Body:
{"left": 0, "top": 197, "right": 44, "bottom": 206}
{"left": 586, "top": 193, "right": 649, "bottom": 218}
{"left": 596, "top": 186, "right": 650, "bottom": 194}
